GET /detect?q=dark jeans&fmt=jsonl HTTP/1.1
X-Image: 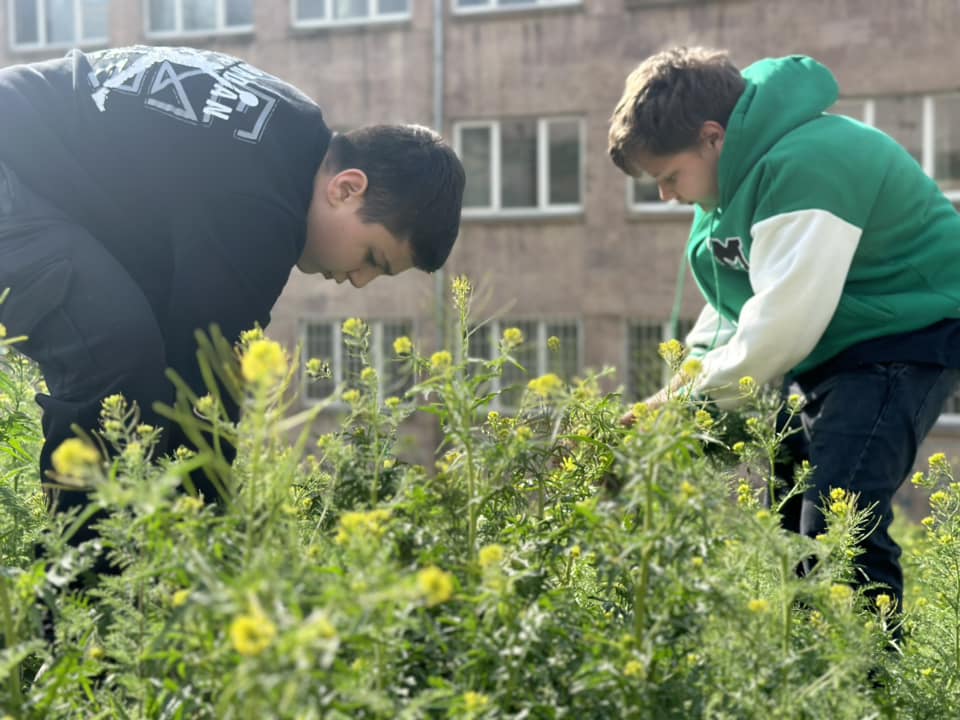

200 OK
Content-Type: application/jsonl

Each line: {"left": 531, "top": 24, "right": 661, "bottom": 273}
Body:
{"left": 0, "top": 162, "right": 226, "bottom": 545}
{"left": 775, "top": 362, "right": 960, "bottom": 609}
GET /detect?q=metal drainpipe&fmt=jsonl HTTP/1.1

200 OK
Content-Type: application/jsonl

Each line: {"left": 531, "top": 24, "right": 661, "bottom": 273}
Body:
{"left": 433, "top": 0, "right": 447, "bottom": 353}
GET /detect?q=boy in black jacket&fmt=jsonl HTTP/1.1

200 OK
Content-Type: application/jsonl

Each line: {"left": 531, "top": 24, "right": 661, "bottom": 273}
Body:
{"left": 0, "top": 46, "right": 464, "bottom": 538}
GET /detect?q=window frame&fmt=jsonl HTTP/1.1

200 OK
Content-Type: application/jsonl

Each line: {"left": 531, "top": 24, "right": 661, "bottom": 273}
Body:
{"left": 8, "top": 0, "right": 109, "bottom": 51}
{"left": 451, "top": 0, "right": 580, "bottom": 17}
{"left": 299, "top": 318, "right": 415, "bottom": 406}
{"left": 143, "top": 0, "right": 254, "bottom": 39}
{"left": 454, "top": 116, "right": 585, "bottom": 219}
{"left": 290, "top": 0, "right": 411, "bottom": 29}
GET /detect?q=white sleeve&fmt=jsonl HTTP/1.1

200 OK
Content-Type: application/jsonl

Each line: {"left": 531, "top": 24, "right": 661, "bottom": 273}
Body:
{"left": 684, "top": 303, "right": 737, "bottom": 358}
{"left": 694, "top": 208, "right": 862, "bottom": 409}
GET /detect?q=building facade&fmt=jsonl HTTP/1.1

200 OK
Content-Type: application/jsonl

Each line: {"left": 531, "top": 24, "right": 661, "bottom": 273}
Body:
{"left": 2, "top": 0, "right": 960, "bottom": 481}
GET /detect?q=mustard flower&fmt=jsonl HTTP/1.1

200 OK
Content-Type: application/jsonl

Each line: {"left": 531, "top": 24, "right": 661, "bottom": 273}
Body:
{"left": 51, "top": 438, "right": 100, "bottom": 477}
{"left": 930, "top": 491, "right": 949, "bottom": 506}
{"left": 451, "top": 275, "right": 472, "bottom": 311}
{"left": 658, "top": 338, "right": 684, "bottom": 367}
{"left": 195, "top": 394, "right": 216, "bottom": 416}
{"left": 738, "top": 376, "right": 757, "bottom": 395}
{"left": 341, "top": 389, "right": 360, "bottom": 404}
{"left": 0, "top": 323, "right": 6, "bottom": 338}
{"left": 172, "top": 589, "right": 191, "bottom": 608}
{"left": 694, "top": 409, "right": 714, "bottom": 429}
{"left": 787, "top": 393, "right": 805, "bottom": 412}
{"left": 393, "top": 335, "right": 413, "bottom": 355}
{"left": 747, "top": 598, "right": 770, "bottom": 613}
{"left": 241, "top": 339, "right": 288, "bottom": 384}
{"left": 430, "top": 350, "right": 453, "bottom": 372}
{"left": 417, "top": 565, "right": 455, "bottom": 605}
{"left": 239, "top": 327, "right": 264, "bottom": 345}
{"left": 527, "top": 372, "right": 564, "bottom": 398}
{"left": 463, "top": 691, "right": 489, "bottom": 712}
{"left": 502, "top": 326, "right": 524, "bottom": 348}
{"left": 335, "top": 509, "right": 391, "bottom": 544}
{"left": 829, "top": 584, "right": 853, "bottom": 605}
{"left": 229, "top": 612, "right": 276, "bottom": 656}
{"left": 547, "top": 335, "right": 560, "bottom": 352}
{"left": 341, "top": 317, "right": 365, "bottom": 338}
{"left": 623, "top": 660, "right": 646, "bottom": 678}
{"left": 306, "top": 357, "right": 331, "bottom": 379}
{"left": 360, "top": 367, "right": 377, "bottom": 383}
{"left": 385, "top": 396, "right": 401, "bottom": 409}
{"left": 681, "top": 357, "right": 703, "bottom": 378}
{"left": 479, "top": 544, "right": 504, "bottom": 568}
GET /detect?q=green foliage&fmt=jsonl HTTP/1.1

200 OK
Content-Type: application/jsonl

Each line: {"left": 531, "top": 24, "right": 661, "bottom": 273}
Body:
{"left": 0, "top": 277, "right": 955, "bottom": 718}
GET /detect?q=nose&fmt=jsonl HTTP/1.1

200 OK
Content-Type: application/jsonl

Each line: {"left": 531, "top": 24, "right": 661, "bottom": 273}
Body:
{"left": 348, "top": 267, "right": 381, "bottom": 289}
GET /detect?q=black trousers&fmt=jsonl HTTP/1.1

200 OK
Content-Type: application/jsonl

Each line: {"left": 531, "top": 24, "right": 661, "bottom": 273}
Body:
{"left": 775, "top": 362, "right": 959, "bottom": 609}
{"left": 0, "top": 162, "right": 228, "bottom": 544}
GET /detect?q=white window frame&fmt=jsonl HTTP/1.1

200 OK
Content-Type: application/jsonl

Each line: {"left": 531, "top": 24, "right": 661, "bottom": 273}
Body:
{"left": 299, "top": 318, "right": 415, "bottom": 406}
{"left": 143, "top": 0, "right": 254, "bottom": 39}
{"left": 291, "top": 0, "right": 411, "bottom": 29}
{"left": 452, "top": 0, "right": 580, "bottom": 17}
{"left": 472, "top": 318, "right": 582, "bottom": 410}
{"left": 8, "top": 0, "right": 108, "bottom": 50}
{"left": 838, "top": 95, "right": 960, "bottom": 203}
{"left": 455, "top": 116, "right": 585, "bottom": 219}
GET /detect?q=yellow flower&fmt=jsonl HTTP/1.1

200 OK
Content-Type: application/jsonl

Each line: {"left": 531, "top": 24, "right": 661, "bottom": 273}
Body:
{"left": 921, "top": 516, "right": 935, "bottom": 529}
{"left": 787, "top": 393, "right": 805, "bottom": 412}
{"left": 136, "top": 423, "right": 155, "bottom": 436}
{"left": 451, "top": 275, "right": 472, "bottom": 311}
{"left": 239, "top": 327, "right": 264, "bottom": 346}
{"left": 463, "top": 691, "right": 489, "bottom": 712}
{"left": 829, "top": 584, "right": 854, "bottom": 605}
{"left": 755, "top": 509, "right": 771, "bottom": 521}
{"left": 382, "top": 458, "right": 395, "bottom": 470}
{"left": 393, "top": 335, "right": 413, "bottom": 355}
{"left": 229, "top": 612, "right": 277, "bottom": 656}
{"left": 430, "top": 350, "right": 453, "bottom": 372}
{"left": 569, "top": 544, "right": 581, "bottom": 559}
{"left": 732, "top": 441, "right": 746, "bottom": 455}
{"left": 385, "top": 396, "right": 401, "bottom": 409}
{"left": 547, "top": 335, "right": 561, "bottom": 352}
{"left": 830, "top": 499, "right": 851, "bottom": 516}
{"left": 502, "top": 327, "right": 524, "bottom": 348}
{"left": 123, "top": 441, "right": 144, "bottom": 463}
{"left": 172, "top": 589, "right": 191, "bottom": 608}
{"left": 681, "top": 357, "right": 703, "bottom": 378}
{"left": 694, "top": 409, "right": 714, "bottom": 429}
{"left": 691, "top": 556, "right": 704, "bottom": 568}
{"left": 658, "top": 339, "right": 683, "bottom": 367}
{"left": 736, "top": 481, "right": 753, "bottom": 506}
{"left": 930, "top": 491, "right": 949, "bottom": 506}
{"left": 0, "top": 323, "right": 6, "bottom": 338}
{"left": 51, "top": 438, "right": 100, "bottom": 477}
{"left": 623, "top": 660, "right": 646, "bottom": 678}
{"left": 341, "top": 317, "right": 365, "bottom": 338}
{"left": 303, "top": 612, "right": 338, "bottom": 641}
{"left": 738, "top": 376, "right": 757, "bottom": 395}
{"left": 335, "top": 509, "right": 391, "bottom": 545}
{"left": 875, "top": 594, "right": 893, "bottom": 613}
{"left": 680, "top": 481, "right": 696, "bottom": 499}
{"left": 417, "top": 566, "right": 455, "bottom": 606}
{"left": 478, "top": 544, "right": 504, "bottom": 568}
{"left": 515, "top": 426, "right": 532, "bottom": 441}
{"left": 195, "top": 394, "right": 216, "bottom": 416}
{"left": 747, "top": 598, "right": 769, "bottom": 613}
{"left": 527, "top": 373, "right": 564, "bottom": 398}
{"left": 911, "top": 471, "right": 927, "bottom": 486}
{"left": 829, "top": 487, "right": 847, "bottom": 502}
{"left": 360, "top": 367, "right": 377, "bottom": 383}
{"left": 101, "top": 394, "right": 126, "bottom": 415}
{"left": 341, "top": 389, "right": 360, "bottom": 404}
{"left": 241, "top": 339, "right": 288, "bottom": 384}
{"left": 87, "top": 645, "right": 105, "bottom": 661}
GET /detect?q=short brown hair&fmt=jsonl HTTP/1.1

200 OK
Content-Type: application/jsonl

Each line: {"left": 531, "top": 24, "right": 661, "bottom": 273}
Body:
{"left": 608, "top": 47, "right": 745, "bottom": 174}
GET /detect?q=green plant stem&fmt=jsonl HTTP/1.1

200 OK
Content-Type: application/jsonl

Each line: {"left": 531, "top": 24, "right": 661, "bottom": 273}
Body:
{"left": 0, "top": 575, "right": 23, "bottom": 712}
{"left": 781, "top": 555, "right": 792, "bottom": 656}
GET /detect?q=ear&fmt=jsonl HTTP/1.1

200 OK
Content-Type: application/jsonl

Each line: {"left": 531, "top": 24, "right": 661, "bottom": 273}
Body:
{"left": 700, "top": 121, "right": 726, "bottom": 153}
{"left": 325, "top": 168, "right": 369, "bottom": 207}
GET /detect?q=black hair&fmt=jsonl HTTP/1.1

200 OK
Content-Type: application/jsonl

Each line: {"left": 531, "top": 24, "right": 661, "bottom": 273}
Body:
{"left": 324, "top": 125, "right": 465, "bottom": 272}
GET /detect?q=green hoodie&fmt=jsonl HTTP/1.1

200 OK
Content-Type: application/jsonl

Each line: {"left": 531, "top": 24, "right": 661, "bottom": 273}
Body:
{"left": 685, "top": 55, "right": 960, "bottom": 405}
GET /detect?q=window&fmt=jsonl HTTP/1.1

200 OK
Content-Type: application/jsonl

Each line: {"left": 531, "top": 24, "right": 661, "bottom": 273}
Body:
{"left": 625, "top": 319, "right": 696, "bottom": 401}
{"left": 453, "top": 0, "right": 579, "bottom": 14}
{"left": 293, "top": 0, "right": 409, "bottom": 26}
{"left": 831, "top": 94, "right": 960, "bottom": 197}
{"left": 470, "top": 319, "right": 580, "bottom": 409}
{"left": 301, "top": 319, "right": 414, "bottom": 402}
{"left": 455, "top": 117, "right": 584, "bottom": 216}
{"left": 146, "top": 0, "right": 253, "bottom": 36}
{"left": 10, "top": 0, "right": 108, "bottom": 49}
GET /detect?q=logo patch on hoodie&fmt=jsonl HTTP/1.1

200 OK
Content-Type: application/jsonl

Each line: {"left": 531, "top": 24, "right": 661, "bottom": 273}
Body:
{"left": 710, "top": 237, "right": 750, "bottom": 271}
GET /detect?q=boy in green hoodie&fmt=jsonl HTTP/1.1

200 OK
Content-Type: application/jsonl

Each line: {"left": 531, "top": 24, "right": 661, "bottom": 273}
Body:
{"left": 609, "top": 47, "right": 960, "bottom": 617}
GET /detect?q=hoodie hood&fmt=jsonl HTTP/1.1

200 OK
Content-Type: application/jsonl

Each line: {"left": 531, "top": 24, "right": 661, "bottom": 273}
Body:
{"left": 718, "top": 56, "right": 838, "bottom": 208}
